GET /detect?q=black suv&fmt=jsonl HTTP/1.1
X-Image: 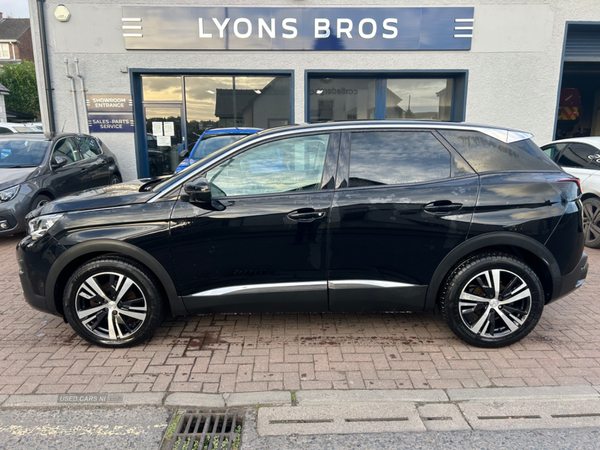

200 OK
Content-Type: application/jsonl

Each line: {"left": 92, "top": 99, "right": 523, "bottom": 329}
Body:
{"left": 17, "top": 122, "right": 588, "bottom": 348}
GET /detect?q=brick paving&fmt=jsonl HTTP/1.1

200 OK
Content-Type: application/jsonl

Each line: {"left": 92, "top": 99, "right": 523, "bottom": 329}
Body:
{"left": 1, "top": 234, "right": 600, "bottom": 395}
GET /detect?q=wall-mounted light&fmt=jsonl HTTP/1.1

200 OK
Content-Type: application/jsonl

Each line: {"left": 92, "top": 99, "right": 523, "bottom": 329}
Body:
{"left": 207, "top": 90, "right": 215, "bottom": 94}
{"left": 254, "top": 89, "right": 262, "bottom": 94}
{"left": 54, "top": 4, "right": 71, "bottom": 22}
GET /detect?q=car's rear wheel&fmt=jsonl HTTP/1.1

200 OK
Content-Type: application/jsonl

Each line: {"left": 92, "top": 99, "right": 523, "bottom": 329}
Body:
{"left": 440, "top": 253, "right": 544, "bottom": 348}
{"left": 110, "top": 174, "right": 122, "bottom": 185}
{"left": 63, "top": 257, "right": 166, "bottom": 347}
{"left": 582, "top": 197, "right": 600, "bottom": 248}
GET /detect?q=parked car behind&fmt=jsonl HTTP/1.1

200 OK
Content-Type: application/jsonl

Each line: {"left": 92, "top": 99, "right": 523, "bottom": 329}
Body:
{"left": 0, "top": 133, "right": 121, "bottom": 235}
{"left": 18, "top": 121, "right": 587, "bottom": 349}
{"left": 0, "top": 122, "right": 44, "bottom": 134}
{"left": 175, "top": 127, "right": 261, "bottom": 172}
{"left": 541, "top": 137, "right": 600, "bottom": 248}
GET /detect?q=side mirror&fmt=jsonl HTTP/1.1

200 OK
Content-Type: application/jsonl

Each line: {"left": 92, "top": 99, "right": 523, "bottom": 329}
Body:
{"left": 182, "top": 178, "right": 211, "bottom": 204}
{"left": 51, "top": 156, "right": 68, "bottom": 169}
{"left": 179, "top": 149, "right": 189, "bottom": 159}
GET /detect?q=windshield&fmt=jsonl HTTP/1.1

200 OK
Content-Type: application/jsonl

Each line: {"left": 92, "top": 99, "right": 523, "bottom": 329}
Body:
{"left": 0, "top": 139, "right": 48, "bottom": 167}
{"left": 191, "top": 134, "right": 249, "bottom": 160}
{"left": 14, "top": 126, "right": 44, "bottom": 134}
{"left": 151, "top": 132, "right": 261, "bottom": 193}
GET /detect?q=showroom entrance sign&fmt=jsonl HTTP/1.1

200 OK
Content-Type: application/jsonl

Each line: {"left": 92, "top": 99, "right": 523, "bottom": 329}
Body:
{"left": 121, "top": 7, "right": 474, "bottom": 51}
{"left": 86, "top": 94, "right": 134, "bottom": 133}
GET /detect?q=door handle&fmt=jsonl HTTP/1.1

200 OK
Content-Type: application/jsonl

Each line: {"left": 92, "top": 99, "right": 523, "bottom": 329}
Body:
{"left": 287, "top": 209, "right": 326, "bottom": 223}
{"left": 423, "top": 200, "right": 463, "bottom": 214}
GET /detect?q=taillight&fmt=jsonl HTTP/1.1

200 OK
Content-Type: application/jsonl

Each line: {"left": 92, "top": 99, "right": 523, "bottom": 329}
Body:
{"left": 558, "top": 178, "right": 582, "bottom": 197}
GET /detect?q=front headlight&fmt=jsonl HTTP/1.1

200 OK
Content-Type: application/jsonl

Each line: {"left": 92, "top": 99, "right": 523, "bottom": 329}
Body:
{"left": 27, "top": 213, "right": 63, "bottom": 240}
{"left": 0, "top": 185, "right": 19, "bottom": 202}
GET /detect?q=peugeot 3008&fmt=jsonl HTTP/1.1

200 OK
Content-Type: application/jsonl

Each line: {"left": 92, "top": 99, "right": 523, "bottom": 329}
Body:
{"left": 17, "top": 121, "right": 588, "bottom": 348}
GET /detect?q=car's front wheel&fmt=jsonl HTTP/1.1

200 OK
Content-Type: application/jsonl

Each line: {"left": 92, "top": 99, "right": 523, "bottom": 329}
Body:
{"left": 582, "top": 197, "right": 600, "bottom": 248}
{"left": 63, "top": 257, "right": 165, "bottom": 347}
{"left": 440, "top": 253, "right": 544, "bottom": 348}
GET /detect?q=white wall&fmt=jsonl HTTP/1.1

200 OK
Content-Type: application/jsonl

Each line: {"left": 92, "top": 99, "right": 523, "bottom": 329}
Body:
{"left": 28, "top": 0, "right": 600, "bottom": 181}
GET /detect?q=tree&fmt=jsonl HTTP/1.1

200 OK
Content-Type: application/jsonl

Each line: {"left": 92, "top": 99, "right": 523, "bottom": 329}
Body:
{"left": 0, "top": 61, "right": 40, "bottom": 119}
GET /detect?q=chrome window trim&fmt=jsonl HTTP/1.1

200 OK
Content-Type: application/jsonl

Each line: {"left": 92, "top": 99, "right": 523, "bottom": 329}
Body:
{"left": 148, "top": 123, "right": 533, "bottom": 203}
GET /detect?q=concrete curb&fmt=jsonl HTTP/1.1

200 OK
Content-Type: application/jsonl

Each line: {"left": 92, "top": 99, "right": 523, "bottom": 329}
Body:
{"left": 0, "top": 386, "right": 598, "bottom": 409}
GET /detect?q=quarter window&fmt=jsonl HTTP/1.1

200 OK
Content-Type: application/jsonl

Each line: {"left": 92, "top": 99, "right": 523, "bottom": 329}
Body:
{"left": 348, "top": 131, "right": 451, "bottom": 187}
{"left": 206, "top": 134, "right": 329, "bottom": 197}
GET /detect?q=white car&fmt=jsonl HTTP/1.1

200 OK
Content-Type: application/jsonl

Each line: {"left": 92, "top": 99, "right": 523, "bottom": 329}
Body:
{"left": 0, "top": 122, "right": 43, "bottom": 134}
{"left": 541, "top": 137, "right": 600, "bottom": 248}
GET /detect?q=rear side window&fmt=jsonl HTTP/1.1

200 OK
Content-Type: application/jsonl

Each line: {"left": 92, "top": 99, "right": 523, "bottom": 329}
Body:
{"left": 348, "top": 131, "right": 451, "bottom": 187}
{"left": 439, "top": 130, "right": 559, "bottom": 173}
{"left": 557, "top": 143, "right": 598, "bottom": 169}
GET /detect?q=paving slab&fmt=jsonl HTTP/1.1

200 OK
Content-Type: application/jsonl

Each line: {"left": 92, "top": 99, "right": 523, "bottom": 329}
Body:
{"left": 296, "top": 389, "right": 448, "bottom": 405}
{"left": 164, "top": 392, "right": 225, "bottom": 408}
{"left": 448, "top": 385, "right": 600, "bottom": 402}
{"left": 459, "top": 399, "right": 600, "bottom": 431}
{"left": 226, "top": 391, "right": 291, "bottom": 406}
{"left": 2, "top": 394, "right": 62, "bottom": 407}
{"left": 0, "top": 396, "right": 7, "bottom": 406}
{"left": 257, "top": 403, "right": 426, "bottom": 436}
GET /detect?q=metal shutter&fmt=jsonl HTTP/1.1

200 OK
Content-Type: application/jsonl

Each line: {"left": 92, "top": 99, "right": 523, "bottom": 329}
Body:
{"left": 564, "top": 24, "right": 600, "bottom": 61}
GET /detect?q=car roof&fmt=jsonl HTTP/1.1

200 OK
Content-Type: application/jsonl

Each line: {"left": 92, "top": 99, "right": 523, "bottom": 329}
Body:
{"left": 203, "top": 127, "right": 262, "bottom": 135}
{"left": 246, "top": 120, "right": 534, "bottom": 144}
{"left": 0, "top": 132, "right": 90, "bottom": 141}
{"left": 542, "top": 136, "right": 600, "bottom": 148}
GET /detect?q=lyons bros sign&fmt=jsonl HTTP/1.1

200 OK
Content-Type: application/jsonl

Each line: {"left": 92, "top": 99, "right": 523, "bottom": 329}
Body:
{"left": 122, "top": 7, "right": 474, "bottom": 51}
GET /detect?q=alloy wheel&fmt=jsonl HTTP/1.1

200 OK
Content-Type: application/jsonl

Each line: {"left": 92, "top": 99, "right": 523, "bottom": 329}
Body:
{"left": 458, "top": 269, "right": 532, "bottom": 338}
{"left": 582, "top": 200, "right": 600, "bottom": 246}
{"left": 75, "top": 272, "right": 147, "bottom": 340}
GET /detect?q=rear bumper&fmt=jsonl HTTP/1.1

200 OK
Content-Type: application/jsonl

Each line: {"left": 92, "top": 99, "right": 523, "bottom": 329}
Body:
{"left": 551, "top": 252, "right": 588, "bottom": 303}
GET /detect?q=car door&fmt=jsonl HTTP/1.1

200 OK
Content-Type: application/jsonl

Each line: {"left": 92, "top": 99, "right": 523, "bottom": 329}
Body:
{"left": 75, "top": 136, "right": 110, "bottom": 188}
{"left": 47, "top": 137, "right": 91, "bottom": 197}
{"left": 327, "top": 129, "right": 478, "bottom": 313}
{"left": 169, "top": 132, "right": 339, "bottom": 314}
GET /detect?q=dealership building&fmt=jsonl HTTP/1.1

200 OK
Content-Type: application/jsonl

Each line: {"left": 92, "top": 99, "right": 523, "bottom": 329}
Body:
{"left": 28, "top": 0, "right": 600, "bottom": 181}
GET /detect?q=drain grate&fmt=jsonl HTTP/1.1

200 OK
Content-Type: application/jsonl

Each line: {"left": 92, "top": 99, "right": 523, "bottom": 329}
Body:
{"left": 164, "top": 410, "right": 242, "bottom": 450}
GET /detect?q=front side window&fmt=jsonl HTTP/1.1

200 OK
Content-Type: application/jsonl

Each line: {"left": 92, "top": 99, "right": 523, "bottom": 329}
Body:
{"left": 52, "top": 138, "right": 81, "bottom": 165}
{"left": 206, "top": 134, "right": 329, "bottom": 197}
{"left": 191, "top": 134, "right": 248, "bottom": 160}
{"left": 348, "top": 131, "right": 451, "bottom": 187}
{"left": 557, "top": 143, "right": 599, "bottom": 169}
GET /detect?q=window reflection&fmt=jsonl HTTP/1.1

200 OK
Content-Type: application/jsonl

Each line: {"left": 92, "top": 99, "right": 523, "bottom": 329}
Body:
{"left": 141, "top": 76, "right": 182, "bottom": 101}
{"left": 386, "top": 79, "right": 453, "bottom": 121}
{"left": 309, "top": 78, "right": 377, "bottom": 122}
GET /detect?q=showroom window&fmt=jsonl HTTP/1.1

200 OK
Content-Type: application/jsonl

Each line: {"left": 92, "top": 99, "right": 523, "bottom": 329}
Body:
{"left": 307, "top": 73, "right": 466, "bottom": 123}
{"left": 135, "top": 72, "right": 292, "bottom": 177}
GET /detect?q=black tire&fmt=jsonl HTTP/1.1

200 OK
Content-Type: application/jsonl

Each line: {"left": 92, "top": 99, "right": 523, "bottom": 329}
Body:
{"left": 31, "top": 194, "right": 52, "bottom": 211}
{"left": 440, "top": 252, "right": 544, "bottom": 348}
{"left": 582, "top": 197, "right": 600, "bottom": 248}
{"left": 110, "top": 174, "right": 122, "bottom": 185}
{"left": 63, "top": 257, "right": 166, "bottom": 348}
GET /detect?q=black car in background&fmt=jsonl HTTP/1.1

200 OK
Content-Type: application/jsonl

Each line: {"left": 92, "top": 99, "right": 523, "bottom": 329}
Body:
{"left": 17, "top": 121, "right": 587, "bottom": 348}
{"left": 0, "top": 133, "right": 121, "bottom": 235}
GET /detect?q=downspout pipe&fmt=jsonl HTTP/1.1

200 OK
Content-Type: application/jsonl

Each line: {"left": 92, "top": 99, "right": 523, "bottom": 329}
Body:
{"left": 74, "top": 58, "right": 89, "bottom": 133}
{"left": 36, "top": 0, "right": 55, "bottom": 135}
{"left": 64, "top": 59, "right": 81, "bottom": 133}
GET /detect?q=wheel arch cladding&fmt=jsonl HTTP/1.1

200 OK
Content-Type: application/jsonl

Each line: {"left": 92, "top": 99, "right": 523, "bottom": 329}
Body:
{"left": 47, "top": 240, "right": 186, "bottom": 317}
{"left": 424, "top": 232, "right": 562, "bottom": 310}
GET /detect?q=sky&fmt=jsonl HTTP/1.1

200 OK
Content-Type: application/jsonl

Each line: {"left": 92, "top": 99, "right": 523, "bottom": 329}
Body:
{"left": 0, "top": 0, "right": 29, "bottom": 18}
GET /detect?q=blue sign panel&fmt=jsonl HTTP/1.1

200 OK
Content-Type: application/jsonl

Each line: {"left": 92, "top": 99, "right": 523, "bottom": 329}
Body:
{"left": 122, "top": 7, "right": 474, "bottom": 51}
{"left": 88, "top": 114, "right": 135, "bottom": 133}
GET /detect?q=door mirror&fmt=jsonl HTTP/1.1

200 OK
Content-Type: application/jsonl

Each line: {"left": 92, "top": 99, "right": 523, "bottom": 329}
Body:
{"left": 179, "top": 149, "right": 189, "bottom": 159}
{"left": 51, "top": 155, "right": 68, "bottom": 169}
{"left": 182, "top": 178, "right": 211, "bottom": 204}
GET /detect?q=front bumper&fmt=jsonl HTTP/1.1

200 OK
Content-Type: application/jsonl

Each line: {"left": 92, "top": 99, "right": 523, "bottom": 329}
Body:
{"left": 552, "top": 252, "right": 588, "bottom": 303}
{"left": 17, "top": 234, "right": 64, "bottom": 317}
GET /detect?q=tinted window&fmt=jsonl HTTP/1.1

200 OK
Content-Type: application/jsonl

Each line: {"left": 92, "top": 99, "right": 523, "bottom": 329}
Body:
{"left": 76, "top": 137, "right": 101, "bottom": 159}
{"left": 206, "top": 134, "right": 329, "bottom": 197}
{"left": 348, "top": 131, "right": 451, "bottom": 187}
{"left": 52, "top": 138, "right": 81, "bottom": 165}
{"left": 439, "top": 130, "right": 558, "bottom": 172}
{"left": 541, "top": 143, "right": 568, "bottom": 160}
{"left": 191, "top": 134, "right": 247, "bottom": 160}
{"left": 0, "top": 127, "right": 12, "bottom": 134}
{"left": 557, "top": 143, "right": 599, "bottom": 169}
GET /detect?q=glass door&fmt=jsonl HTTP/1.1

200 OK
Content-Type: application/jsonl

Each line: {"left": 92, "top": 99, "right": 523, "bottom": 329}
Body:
{"left": 144, "top": 105, "right": 184, "bottom": 176}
